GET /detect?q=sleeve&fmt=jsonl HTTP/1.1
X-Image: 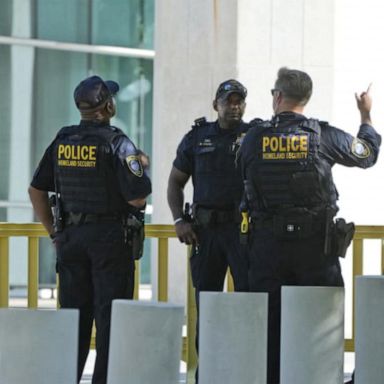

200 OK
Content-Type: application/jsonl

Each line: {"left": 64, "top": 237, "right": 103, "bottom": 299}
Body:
{"left": 320, "top": 123, "right": 381, "bottom": 168}
{"left": 113, "top": 135, "right": 152, "bottom": 201}
{"left": 30, "top": 142, "right": 55, "bottom": 192}
{"left": 172, "top": 130, "right": 195, "bottom": 175}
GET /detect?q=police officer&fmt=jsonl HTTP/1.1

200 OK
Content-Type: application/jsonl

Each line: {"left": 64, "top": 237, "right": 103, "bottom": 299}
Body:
{"left": 237, "top": 67, "right": 381, "bottom": 384}
{"left": 28, "top": 75, "right": 151, "bottom": 384}
{"left": 167, "top": 79, "right": 252, "bottom": 381}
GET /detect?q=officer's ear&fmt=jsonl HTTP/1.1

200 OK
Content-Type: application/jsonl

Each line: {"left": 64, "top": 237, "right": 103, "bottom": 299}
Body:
{"left": 105, "top": 98, "right": 116, "bottom": 117}
{"left": 213, "top": 99, "right": 218, "bottom": 111}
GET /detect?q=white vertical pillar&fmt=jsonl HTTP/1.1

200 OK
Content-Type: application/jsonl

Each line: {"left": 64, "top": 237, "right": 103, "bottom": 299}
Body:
{"left": 107, "top": 300, "right": 184, "bottom": 384}
{"left": 355, "top": 276, "right": 384, "bottom": 384}
{"left": 280, "top": 286, "right": 344, "bottom": 384}
{"left": 199, "top": 292, "right": 268, "bottom": 384}
{"left": 0, "top": 308, "right": 79, "bottom": 384}
{"left": 9, "top": 0, "right": 35, "bottom": 285}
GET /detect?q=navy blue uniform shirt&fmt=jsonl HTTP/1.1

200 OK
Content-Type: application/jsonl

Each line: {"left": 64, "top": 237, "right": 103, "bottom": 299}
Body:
{"left": 173, "top": 120, "right": 250, "bottom": 208}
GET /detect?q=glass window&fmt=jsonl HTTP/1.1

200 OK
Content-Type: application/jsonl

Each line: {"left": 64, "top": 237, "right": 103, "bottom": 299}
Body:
{"left": 31, "top": 49, "right": 153, "bottom": 284}
{"left": 0, "top": 0, "right": 12, "bottom": 35}
{"left": 35, "top": 0, "right": 89, "bottom": 43}
{"left": 2, "top": 0, "right": 154, "bottom": 289}
{"left": 34, "top": 0, "right": 154, "bottom": 48}
{"left": 92, "top": 0, "right": 154, "bottom": 49}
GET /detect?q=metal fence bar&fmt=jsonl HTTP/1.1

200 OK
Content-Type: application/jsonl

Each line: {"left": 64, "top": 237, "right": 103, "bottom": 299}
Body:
{"left": 1, "top": 223, "right": 384, "bottom": 363}
{"left": 157, "top": 237, "right": 168, "bottom": 302}
{"left": 27, "top": 237, "right": 39, "bottom": 308}
{"left": 0, "top": 237, "right": 9, "bottom": 307}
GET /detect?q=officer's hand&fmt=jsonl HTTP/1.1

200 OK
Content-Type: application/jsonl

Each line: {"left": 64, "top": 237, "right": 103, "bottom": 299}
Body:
{"left": 137, "top": 150, "right": 150, "bottom": 169}
{"left": 355, "top": 83, "right": 372, "bottom": 115}
{"left": 175, "top": 220, "right": 198, "bottom": 245}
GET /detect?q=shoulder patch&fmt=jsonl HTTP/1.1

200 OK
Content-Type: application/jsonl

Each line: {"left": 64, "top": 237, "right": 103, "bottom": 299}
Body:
{"left": 126, "top": 155, "right": 143, "bottom": 177}
{"left": 351, "top": 138, "right": 371, "bottom": 158}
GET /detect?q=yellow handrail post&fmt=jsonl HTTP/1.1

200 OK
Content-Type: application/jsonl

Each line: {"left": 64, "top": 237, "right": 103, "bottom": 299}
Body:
{"left": 0, "top": 237, "right": 9, "bottom": 307}
{"left": 226, "top": 270, "right": 234, "bottom": 292}
{"left": 186, "top": 246, "right": 198, "bottom": 384}
{"left": 28, "top": 237, "right": 39, "bottom": 308}
{"left": 158, "top": 237, "right": 168, "bottom": 302}
{"left": 381, "top": 239, "right": 384, "bottom": 275}
{"left": 134, "top": 260, "right": 140, "bottom": 300}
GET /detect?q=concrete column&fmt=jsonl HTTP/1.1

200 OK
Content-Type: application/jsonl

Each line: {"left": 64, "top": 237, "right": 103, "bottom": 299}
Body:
{"left": 280, "top": 286, "right": 344, "bottom": 384}
{"left": 9, "top": 0, "right": 35, "bottom": 285}
{"left": 107, "top": 299, "right": 184, "bottom": 384}
{"left": 199, "top": 292, "right": 268, "bottom": 384}
{"left": 355, "top": 276, "right": 384, "bottom": 384}
{"left": 0, "top": 308, "right": 79, "bottom": 384}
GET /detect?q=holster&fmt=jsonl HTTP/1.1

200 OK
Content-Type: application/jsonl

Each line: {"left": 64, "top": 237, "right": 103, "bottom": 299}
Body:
{"left": 124, "top": 214, "right": 145, "bottom": 260}
{"left": 49, "top": 194, "right": 64, "bottom": 233}
{"left": 332, "top": 218, "right": 355, "bottom": 258}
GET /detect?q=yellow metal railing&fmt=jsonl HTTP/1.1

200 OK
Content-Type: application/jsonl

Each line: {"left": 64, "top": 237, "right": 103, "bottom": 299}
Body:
{"left": 0, "top": 222, "right": 198, "bottom": 380}
{"left": 1, "top": 223, "right": 384, "bottom": 380}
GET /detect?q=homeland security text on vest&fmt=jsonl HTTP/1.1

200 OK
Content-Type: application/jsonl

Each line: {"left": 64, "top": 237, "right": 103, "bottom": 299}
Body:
{"left": 57, "top": 144, "right": 97, "bottom": 167}
{"left": 262, "top": 134, "right": 308, "bottom": 160}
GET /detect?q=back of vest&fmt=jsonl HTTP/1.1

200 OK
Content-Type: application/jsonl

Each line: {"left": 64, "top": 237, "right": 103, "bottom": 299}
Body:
{"left": 53, "top": 125, "right": 125, "bottom": 214}
{"left": 246, "top": 119, "right": 331, "bottom": 214}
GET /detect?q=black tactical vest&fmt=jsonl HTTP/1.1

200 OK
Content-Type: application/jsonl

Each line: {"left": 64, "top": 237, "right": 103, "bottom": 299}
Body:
{"left": 245, "top": 118, "right": 334, "bottom": 215}
{"left": 192, "top": 119, "right": 249, "bottom": 208}
{"left": 53, "top": 124, "right": 126, "bottom": 214}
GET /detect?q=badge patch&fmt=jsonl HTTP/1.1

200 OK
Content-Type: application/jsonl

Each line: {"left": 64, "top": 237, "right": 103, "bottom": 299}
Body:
{"left": 126, "top": 155, "right": 143, "bottom": 177}
{"left": 351, "top": 138, "right": 370, "bottom": 158}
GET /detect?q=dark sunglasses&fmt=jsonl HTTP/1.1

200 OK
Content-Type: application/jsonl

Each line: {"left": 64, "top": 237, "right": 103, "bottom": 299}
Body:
{"left": 270, "top": 88, "right": 281, "bottom": 96}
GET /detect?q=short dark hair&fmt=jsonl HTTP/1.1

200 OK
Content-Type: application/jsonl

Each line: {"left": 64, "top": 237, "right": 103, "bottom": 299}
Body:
{"left": 274, "top": 67, "right": 312, "bottom": 106}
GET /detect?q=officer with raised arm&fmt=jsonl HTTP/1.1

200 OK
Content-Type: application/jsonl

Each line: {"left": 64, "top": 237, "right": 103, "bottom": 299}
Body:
{"left": 238, "top": 67, "right": 381, "bottom": 384}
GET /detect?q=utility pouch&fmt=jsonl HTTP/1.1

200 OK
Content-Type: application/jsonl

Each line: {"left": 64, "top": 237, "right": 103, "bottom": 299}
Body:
{"left": 273, "top": 213, "right": 313, "bottom": 240}
{"left": 333, "top": 218, "right": 355, "bottom": 258}
{"left": 126, "top": 214, "right": 145, "bottom": 260}
{"left": 49, "top": 194, "right": 64, "bottom": 233}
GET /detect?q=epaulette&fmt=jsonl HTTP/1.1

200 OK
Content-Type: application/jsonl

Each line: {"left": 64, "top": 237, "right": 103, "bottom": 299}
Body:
{"left": 318, "top": 120, "right": 329, "bottom": 128}
{"left": 193, "top": 116, "right": 208, "bottom": 127}
{"left": 249, "top": 117, "right": 263, "bottom": 126}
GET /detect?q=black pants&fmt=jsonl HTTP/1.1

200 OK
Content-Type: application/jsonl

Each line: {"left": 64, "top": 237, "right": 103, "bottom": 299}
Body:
{"left": 248, "top": 228, "right": 344, "bottom": 384}
{"left": 55, "top": 222, "right": 134, "bottom": 384}
{"left": 190, "top": 222, "right": 249, "bottom": 382}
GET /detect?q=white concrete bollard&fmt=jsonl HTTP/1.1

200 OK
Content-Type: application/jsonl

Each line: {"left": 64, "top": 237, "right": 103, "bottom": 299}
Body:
{"left": 0, "top": 308, "right": 79, "bottom": 384}
{"left": 355, "top": 276, "right": 384, "bottom": 384}
{"left": 107, "top": 300, "right": 184, "bottom": 384}
{"left": 280, "top": 286, "right": 344, "bottom": 384}
{"left": 199, "top": 292, "right": 268, "bottom": 384}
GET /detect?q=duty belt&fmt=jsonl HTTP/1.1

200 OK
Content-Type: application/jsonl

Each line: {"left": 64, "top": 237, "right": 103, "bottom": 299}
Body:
{"left": 251, "top": 213, "right": 327, "bottom": 240}
{"left": 194, "top": 207, "right": 240, "bottom": 226}
{"left": 64, "top": 212, "right": 121, "bottom": 226}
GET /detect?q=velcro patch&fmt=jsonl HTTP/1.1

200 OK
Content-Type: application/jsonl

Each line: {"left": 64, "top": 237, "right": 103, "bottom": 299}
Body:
{"left": 351, "top": 138, "right": 370, "bottom": 158}
{"left": 126, "top": 155, "right": 143, "bottom": 177}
